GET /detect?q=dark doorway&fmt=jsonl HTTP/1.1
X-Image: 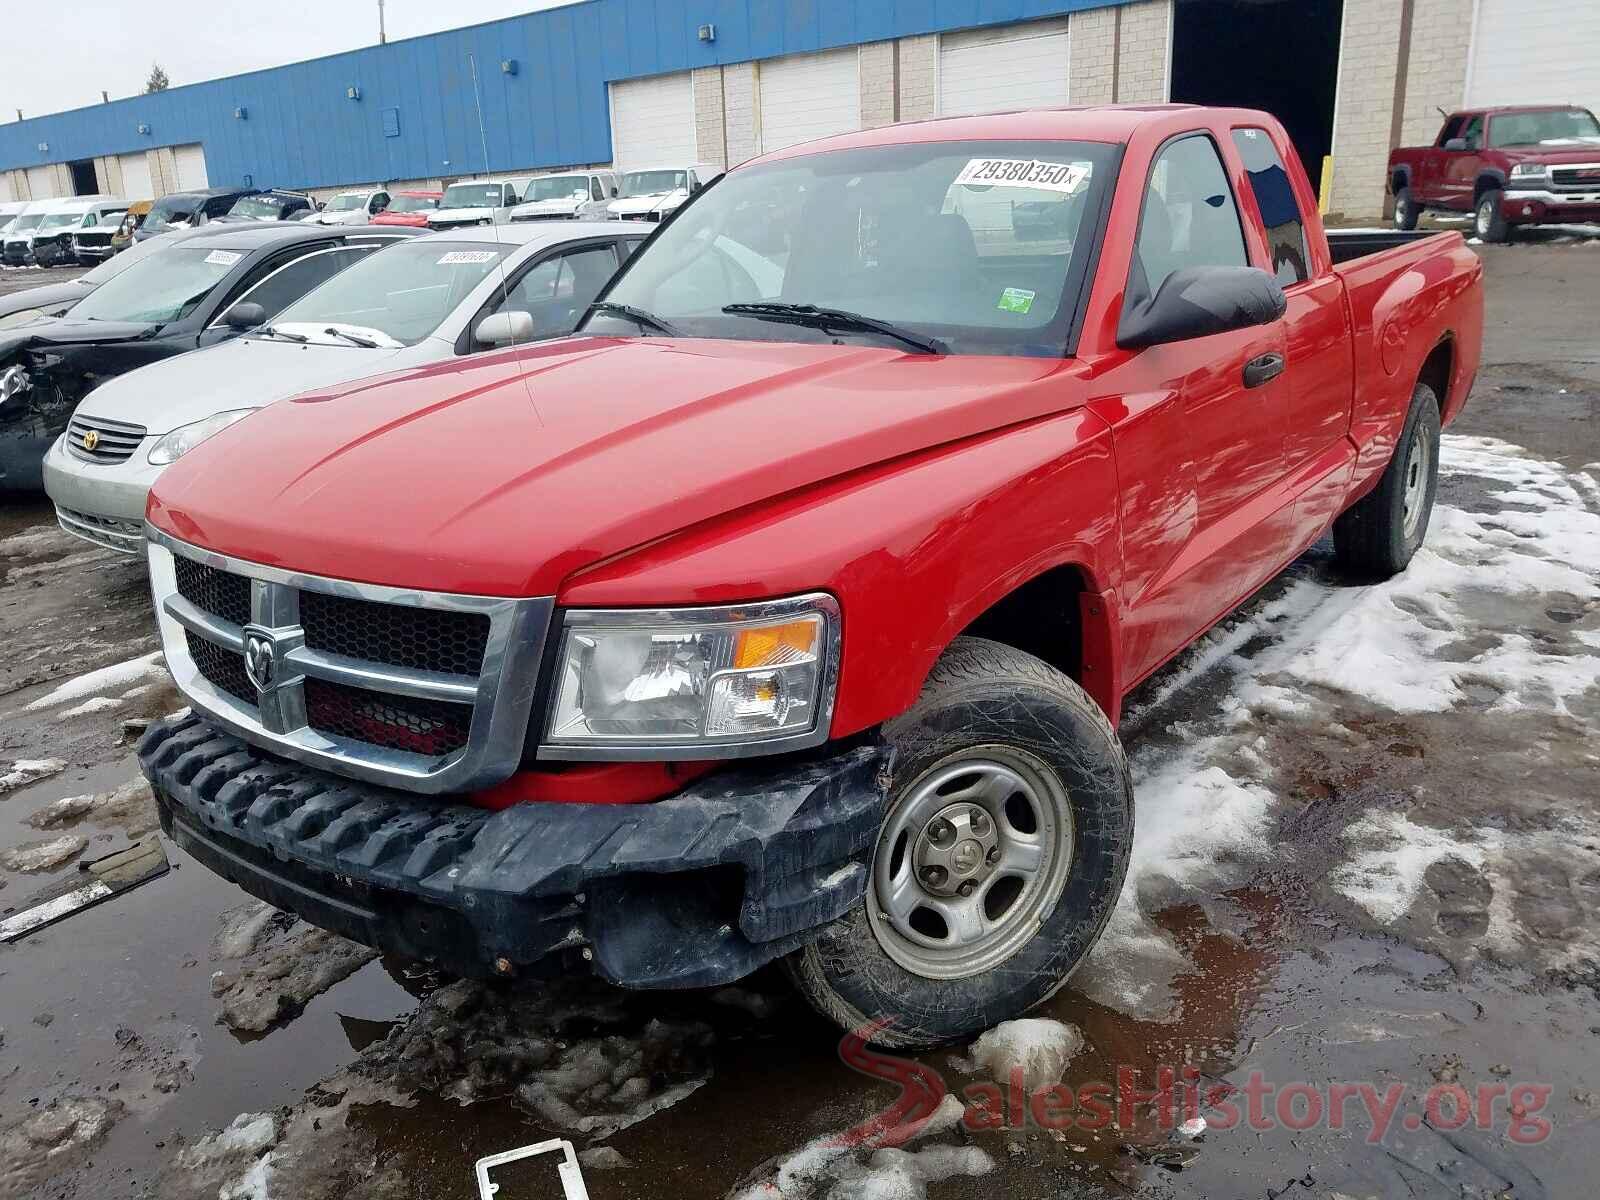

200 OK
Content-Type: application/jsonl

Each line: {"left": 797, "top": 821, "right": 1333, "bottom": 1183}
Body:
{"left": 69, "top": 159, "right": 99, "bottom": 195}
{"left": 1170, "top": 0, "right": 1343, "bottom": 194}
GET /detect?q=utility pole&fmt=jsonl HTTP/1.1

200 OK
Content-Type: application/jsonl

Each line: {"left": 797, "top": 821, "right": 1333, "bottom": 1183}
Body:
{"left": 378, "top": 0, "right": 386, "bottom": 44}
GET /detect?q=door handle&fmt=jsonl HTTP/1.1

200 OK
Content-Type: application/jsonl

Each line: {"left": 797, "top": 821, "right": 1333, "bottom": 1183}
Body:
{"left": 1243, "top": 352, "right": 1285, "bottom": 389}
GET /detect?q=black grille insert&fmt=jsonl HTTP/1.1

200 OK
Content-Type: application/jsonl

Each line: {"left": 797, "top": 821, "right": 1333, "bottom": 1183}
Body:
{"left": 174, "top": 557, "right": 252, "bottom": 627}
{"left": 187, "top": 631, "right": 257, "bottom": 708}
{"left": 304, "top": 678, "right": 472, "bottom": 757}
{"left": 298, "top": 590, "right": 489, "bottom": 677}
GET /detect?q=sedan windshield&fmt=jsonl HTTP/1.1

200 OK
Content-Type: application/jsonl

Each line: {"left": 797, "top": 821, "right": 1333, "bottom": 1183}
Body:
{"left": 524, "top": 176, "right": 589, "bottom": 202}
{"left": 622, "top": 170, "right": 687, "bottom": 197}
{"left": 441, "top": 184, "right": 504, "bottom": 209}
{"left": 268, "top": 239, "right": 510, "bottom": 346}
{"left": 69, "top": 245, "right": 238, "bottom": 324}
{"left": 325, "top": 194, "right": 366, "bottom": 212}
{"left": 387, "top": 194, "right": 438, "bottom": 213}
{"left": 590, "top": 139, "right": 1116, "bottom": 357}
{"left": 1490, "top": 108, "right": 1600, "bottom": 147}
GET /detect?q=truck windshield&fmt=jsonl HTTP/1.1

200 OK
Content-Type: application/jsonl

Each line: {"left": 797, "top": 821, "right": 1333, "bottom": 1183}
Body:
{"left": 386, "top": 194, "right": 438, "bottom": 213}
{"left": 69, "top": 245, "right": 237, "bottom": 324}
{"left": 621, "top": 170, "right": 687, "bottom": 197}
{"left": 441, "top": 184, "right": 504, "bottom": 209}
{"left": 1489, "top": 109, "right": 1600, "bottom": 147}
{"left": 325, "top": 194, "right": 366, "bottom": 212}
{"left": 524, "top": 176, "right": 589, "bottom": 202}
{"left": 39, "top": 211, "right": 86, "bottom": 230}
{"left": 269, "top": 239, "right": 510, "bottom": 346}
{"left": 592, "top": 139, "right": 1117, "bottom": 357}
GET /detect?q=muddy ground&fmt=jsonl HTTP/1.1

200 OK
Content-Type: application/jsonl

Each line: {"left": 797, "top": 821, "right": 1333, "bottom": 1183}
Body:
{"left": 1, "top": 232, "right": 1598, "bottom": 1200}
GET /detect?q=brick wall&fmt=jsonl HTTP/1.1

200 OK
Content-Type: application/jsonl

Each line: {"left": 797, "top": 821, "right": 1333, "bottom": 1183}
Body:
{"left": 897, "top": 34, "right": 938, "bottom": 122}
{"left": 1115, "top": 0, "right": 1172, "bottom": 104}
{"left": 722, "top": 63, "right": 760, "bottom": 166}
{"left": 859, "top": 41, "right": 897, "bottom": 128}
{"left": 1399, "top": 0, "right": 1473, "bottom": 147}
{"left": 1328, "top": 0, "right": 1404, "bottom": 218}
{"left": 692, "top": 67, "right": 728, "bottom": 169}
{"left": 1069, "top": 6, "right": 1117, "bottom": 105}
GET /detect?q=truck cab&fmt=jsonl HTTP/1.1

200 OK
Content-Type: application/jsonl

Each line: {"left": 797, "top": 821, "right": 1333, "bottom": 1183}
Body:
{"left": 1389, "top": 105, "right": 1600, "bottom": 240}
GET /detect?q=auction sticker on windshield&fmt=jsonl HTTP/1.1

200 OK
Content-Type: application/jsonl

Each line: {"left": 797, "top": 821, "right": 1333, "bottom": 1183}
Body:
{"left": 437, "top": 250, "right": 500, "bottom": 265}
{"left": 998, "top": 287, "right": 1036, "bottom": 314}
{"left": 954, "top": 158, "right": 1092, "bottom": 194}
{"left": 204, "top": 250, "right": 243, "bottom": 266}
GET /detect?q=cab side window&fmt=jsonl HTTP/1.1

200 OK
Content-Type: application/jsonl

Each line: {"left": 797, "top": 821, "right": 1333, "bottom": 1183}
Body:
{"left": 1437, "top": 116, "right": 1464, "bottom": 147}
{"left": 1230, "top": 127, "right": 1311, "bottom": 286}
{"left": 1133, "top": 133, "right": 1249, "bottom": 301}
{"left": 487, "top": 244, "right": 620, "bottom": 340}
{"left": 1459, "top": 115, "right": 1484, "bottom": 151}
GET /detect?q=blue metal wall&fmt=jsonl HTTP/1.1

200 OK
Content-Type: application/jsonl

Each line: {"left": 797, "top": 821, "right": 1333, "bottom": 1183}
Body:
{"left": 0, "top": 0, "right": 1124, "bottom": 190}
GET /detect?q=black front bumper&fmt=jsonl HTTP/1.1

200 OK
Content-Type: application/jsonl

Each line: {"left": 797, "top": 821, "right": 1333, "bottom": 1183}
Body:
{"left": 139, "top": 713, "right": 889, "bottom": 988}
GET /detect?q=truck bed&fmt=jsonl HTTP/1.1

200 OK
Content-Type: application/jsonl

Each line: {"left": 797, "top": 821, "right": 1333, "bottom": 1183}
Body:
{"left": 1326, "top": 228, "right": 1443, "bottom": 265}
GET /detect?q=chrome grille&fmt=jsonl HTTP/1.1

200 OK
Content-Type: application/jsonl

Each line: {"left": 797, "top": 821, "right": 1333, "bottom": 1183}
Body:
{"left": 67, "top": 414, "right": 147, "bottom": 465}
{"left": 147, "top": 528, "right": 552, "bottom": 793}
{"left": 1550, "top": 164, "right": 1600, "bottom": 192}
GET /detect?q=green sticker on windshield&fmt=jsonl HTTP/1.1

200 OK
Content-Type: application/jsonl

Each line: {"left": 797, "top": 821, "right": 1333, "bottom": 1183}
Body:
{"left": 998, "top": 287, "right": 1036, "bottom": 315}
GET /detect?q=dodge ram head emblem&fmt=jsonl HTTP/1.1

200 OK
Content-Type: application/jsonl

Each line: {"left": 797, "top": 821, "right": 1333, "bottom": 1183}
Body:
{"left": 243, "top": 632, "right": 277, "bottom": 693}
{"left": 82, "top": 429, "right": 100, "bottom": 452}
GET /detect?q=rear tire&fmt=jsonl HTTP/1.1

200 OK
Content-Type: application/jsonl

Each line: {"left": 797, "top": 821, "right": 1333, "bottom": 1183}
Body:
{"left": 1475, "top": 189, "right": 1510, "bottom": 243}
{"left": 785, "top": 637, "right": 1133, "bottom": 1049}
{"left": 1333, "top": 382, "right": 1441, "bottom": 579}
{"left": 1393, "top": 186, "right": 1420, "bottom": 231}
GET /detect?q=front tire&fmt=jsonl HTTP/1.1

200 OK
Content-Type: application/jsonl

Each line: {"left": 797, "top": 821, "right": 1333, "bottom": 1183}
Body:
{"left": 1333, "top": 381, "right": 1441, "bottom": 578}
{"left": 1475, "top": 189, "right": 1510, "bottom": 243}
{"left": 1393, "top": 186, "right": 1419, "bottom": 231}
{"left": 786, "top": 637, "right": 1133, "bottom": 1049}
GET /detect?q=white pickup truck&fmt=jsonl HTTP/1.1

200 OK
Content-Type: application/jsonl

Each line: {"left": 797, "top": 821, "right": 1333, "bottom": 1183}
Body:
{"left": 607, "top": 164, "right": 722, "bottom": 222}
{"left": 507, "top": 170, "right": 620, "bottom": 222}
{"left": 427, "top": 178, "right": 530, "bottom": 231}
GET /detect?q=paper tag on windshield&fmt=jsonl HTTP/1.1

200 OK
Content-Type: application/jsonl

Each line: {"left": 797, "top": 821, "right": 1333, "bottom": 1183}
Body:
{"left": 437, "top": 250, "right": 499, "bottom": 265}
{"left": 204, "top": 250, "right": 243, "bottom": 266}
{"left": 954, "top": 158, "right": 1091, "bottom": 194}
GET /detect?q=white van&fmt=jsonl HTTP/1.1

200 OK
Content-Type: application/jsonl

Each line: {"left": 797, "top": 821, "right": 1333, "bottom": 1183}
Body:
{"left": 32, "top": 197, "right": 127, "bottom": 267}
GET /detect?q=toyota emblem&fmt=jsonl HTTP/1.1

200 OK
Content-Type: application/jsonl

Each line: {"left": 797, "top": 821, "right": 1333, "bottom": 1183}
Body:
{"left": 243, "top": 632, "right": 277, "bottom": 693}
{"left": 82, "top": 429, "right": 100, "bottom": 452}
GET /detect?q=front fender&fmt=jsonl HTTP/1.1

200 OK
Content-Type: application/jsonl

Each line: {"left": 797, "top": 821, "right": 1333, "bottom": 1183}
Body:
{"left": 558, "top": 408, "right": 1121, "bottom": 738}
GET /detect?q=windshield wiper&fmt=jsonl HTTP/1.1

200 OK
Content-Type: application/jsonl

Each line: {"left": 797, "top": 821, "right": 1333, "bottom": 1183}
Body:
{"left": 323, "top": 326, "right": 379, "bottom": 348}
{"left": 587, "top": 301, "right": 683, "bottom": 337}
{"left": 720, "top": 303, "right": 946, "bottom": 355}
{"left": 256, "top": 325, "right": 308, "bottom": 343}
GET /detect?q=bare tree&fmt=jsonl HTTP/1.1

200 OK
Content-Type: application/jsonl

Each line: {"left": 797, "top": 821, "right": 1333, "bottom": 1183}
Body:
{"left": 145, "top": 63, "right": 171, "bottom": 93}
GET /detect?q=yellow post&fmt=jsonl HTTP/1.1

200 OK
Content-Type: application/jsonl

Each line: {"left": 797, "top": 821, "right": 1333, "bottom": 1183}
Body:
{"left": 1319, "top": 156, "right": 1334, "bottom": 215}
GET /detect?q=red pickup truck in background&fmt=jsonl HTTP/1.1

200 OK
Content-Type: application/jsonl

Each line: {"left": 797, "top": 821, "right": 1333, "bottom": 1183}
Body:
{"left": 137, "top": 105, "right": 1482, "bottom": 1047}
{"left": 1388, "top": 105, "right": 1600, "bottom": 241}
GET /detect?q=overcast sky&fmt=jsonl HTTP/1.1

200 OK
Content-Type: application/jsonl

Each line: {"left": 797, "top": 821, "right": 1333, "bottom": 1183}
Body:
{"left": 3, "top": 0, "right": 578, "bottom": 121}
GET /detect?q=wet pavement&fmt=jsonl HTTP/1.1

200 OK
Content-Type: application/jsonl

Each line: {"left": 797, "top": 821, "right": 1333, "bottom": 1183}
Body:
{"left": 1, "top": 236, "right": 1598, "bottom": 1199}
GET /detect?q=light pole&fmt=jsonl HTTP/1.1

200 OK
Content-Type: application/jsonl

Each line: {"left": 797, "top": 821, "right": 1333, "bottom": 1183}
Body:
{"left": 378, "top": 0, "right": 387, "bottom": 45}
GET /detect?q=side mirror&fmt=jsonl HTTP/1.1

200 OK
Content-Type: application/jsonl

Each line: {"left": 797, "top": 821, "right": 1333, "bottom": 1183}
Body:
{"left": 474, "top": 310, "right": 535, "bottom": 347}
{"left": 222, "top": 301, "right": 267, "bottom": 330}
{"left": 610, "top": 185, "right": 619, "bottom": 198}
{"left": 1117, "top": 266, "right": 1286, "bottom": 351}
{"left": 1443, "top": 137, "right": 1468, "bottom": 152}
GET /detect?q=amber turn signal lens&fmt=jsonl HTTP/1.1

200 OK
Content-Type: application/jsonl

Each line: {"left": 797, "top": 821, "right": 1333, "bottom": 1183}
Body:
{"left": 732, "top": 618, "right": 821, "bottom": 669}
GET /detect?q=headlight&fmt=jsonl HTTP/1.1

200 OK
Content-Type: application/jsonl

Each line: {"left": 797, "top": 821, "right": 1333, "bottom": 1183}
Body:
{"left": 1510, "top": 163, "right": 1547, "bottom": 180}
{"left": 543, "top": 594, "right": 840, "bottom": 758}
{"left": 147, "top": 409, "right": 254, "bottom": 465}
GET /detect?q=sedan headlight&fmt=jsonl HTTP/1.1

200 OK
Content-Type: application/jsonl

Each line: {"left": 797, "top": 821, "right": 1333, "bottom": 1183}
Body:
{"left": 543, "top": 594, "right": 840, "bottom": 758}
{"left": 1509, "top": 163, "right": 1547, "bottom": 181}
{"left": 147, "top": 409, "right": 254, "bottom": 465}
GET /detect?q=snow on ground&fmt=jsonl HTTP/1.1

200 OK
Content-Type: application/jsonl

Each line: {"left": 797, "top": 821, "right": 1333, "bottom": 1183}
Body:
{"left": 1074, "top": 435, "right": 1600, "bottom": 1019}
{"left": 23, "top": 650, "right": 166, "bottom": 712}
{"left": 0, "top": 757, "right": 66, "bottom": 793}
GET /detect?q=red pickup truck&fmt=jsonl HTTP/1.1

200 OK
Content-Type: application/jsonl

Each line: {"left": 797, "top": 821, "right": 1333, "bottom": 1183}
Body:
{"left": 1388, "top": 105, "right": 1600, "bottom": 241}
{"left": 137, "top": 106, "right": 1482, "bottom": 1047}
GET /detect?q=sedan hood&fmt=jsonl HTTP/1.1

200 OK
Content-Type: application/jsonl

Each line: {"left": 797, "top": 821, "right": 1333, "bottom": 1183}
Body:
{"left": 74, "top": 336, "right": 413, "bottom": 434}
{"left": 148, "top": 337, "right": 1087, "bottom": 597}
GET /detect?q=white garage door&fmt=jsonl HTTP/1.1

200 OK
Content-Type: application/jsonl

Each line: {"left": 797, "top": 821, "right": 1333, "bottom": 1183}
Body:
{"left": 25, "top": 165, "right": 60, "bottom": 200}
{"left": 610, "top": 72, "right": 696, "bottom": 170}
{"left": 119, "top": 152, "right": 154, "bottom": 201}
{"left": 174, "top": 143, "right": 209, "bottom": 191}
{"left": 1466, "top": 0, "right": 1600, "bottom": 117}
{"left": 758, "top": 48, "right": 860, "bottom": 154}
{"left": 938, "top": 19, "right": 1071, "bottom": 116}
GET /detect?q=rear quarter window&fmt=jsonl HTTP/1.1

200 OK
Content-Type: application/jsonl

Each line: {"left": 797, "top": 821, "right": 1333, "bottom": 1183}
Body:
{"left": 1231, "top": 128, "right": 1311, "bottom": 285}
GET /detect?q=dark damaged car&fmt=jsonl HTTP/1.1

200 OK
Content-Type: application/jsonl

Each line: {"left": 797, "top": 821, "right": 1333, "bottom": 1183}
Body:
{"left": 0, "top": 223, "right": 412, "bottom": 491}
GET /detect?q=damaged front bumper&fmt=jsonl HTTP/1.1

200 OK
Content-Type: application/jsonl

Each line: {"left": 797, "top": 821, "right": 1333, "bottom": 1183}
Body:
{"left": 139, "top": 712, "right": 889, "bottom": 988}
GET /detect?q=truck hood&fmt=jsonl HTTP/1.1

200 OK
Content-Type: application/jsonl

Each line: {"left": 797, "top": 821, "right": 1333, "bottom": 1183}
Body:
{"left": 429, "top": 207, "right": 494, "bottom": 227}
{"left": 608, "top": 192, "right": 685, "bottom": 217}
{"left": 148, "top": 336, "right": 1087, "bottom": 596}
{"left": 1501, "top": 141, "right": 1600, "bottom": 166}
{"left": 510, "top": 198, "right": 582, "bottom": 218}
{"left": 74, "top": 336, "right": 416, "bottom": 434}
